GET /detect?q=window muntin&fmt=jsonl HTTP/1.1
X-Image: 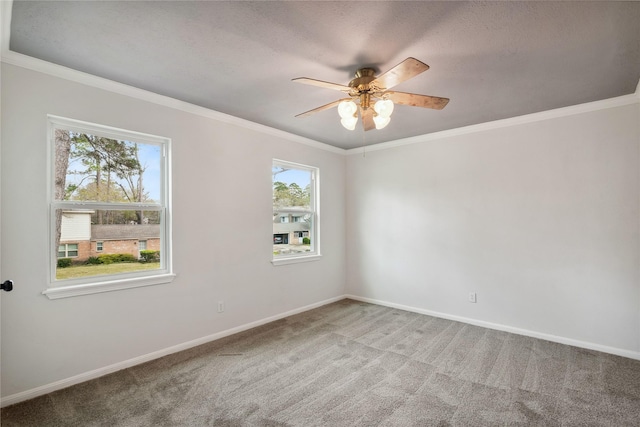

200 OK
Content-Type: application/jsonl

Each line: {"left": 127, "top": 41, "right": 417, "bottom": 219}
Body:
{"left": 58, "top": 243, "right": 78, "bottom": 258}
{"left": 48, "top": 116, "right": 172, "bottom": 295}
{"left": 272, "top": 160, "right": 319, "bottom": 262}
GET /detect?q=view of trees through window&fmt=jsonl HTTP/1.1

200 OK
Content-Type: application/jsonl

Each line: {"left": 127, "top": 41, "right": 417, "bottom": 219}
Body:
{"left": 53, "top": 125, "right": 163, "bottom": 280}
{"left": 273, "top": 181, "right": 310, "bottom": 209}
{"left": 55, "top": 129, "right": 160, "bottom": 205}
{"left": 272, "top": 162, "right": 316, "bottom": 258}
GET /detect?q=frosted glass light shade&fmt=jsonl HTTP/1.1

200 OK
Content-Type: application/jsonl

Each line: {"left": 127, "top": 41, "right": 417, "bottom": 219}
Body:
{"left": 373, "top": 115, "right": 391, "bottom": 129}
{"left": 341, "top": 116, "right": 358, "bottom": 130}
{"left": 338, "top": 100, "right": 358, "bottom": 118}
{"left": 338, "top": 100, "right": 358, "bottom": 130}
{"left": 374, "top": 99, "right": 394, "bottom": 118}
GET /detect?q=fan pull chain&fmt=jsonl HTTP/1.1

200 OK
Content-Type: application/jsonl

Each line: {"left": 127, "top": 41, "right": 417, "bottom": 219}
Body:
{"left": 362, "top": 127, "right": 367, "bottom": 158}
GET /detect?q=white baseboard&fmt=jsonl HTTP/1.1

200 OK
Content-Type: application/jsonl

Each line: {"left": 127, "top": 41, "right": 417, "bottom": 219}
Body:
{"left": 0, "top": 295, "right": 345, "bottom": 408}
{"left": 345, "top": 294, "right": 640, "bottom": 361}
{"left": 4, "top": 293, "right": 639, "bottom": 407}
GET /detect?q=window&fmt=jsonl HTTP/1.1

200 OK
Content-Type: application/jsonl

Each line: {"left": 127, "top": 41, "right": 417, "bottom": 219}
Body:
{"left": 45, "top": 115, "right": 173, "bottom": 299}
{"left": 272, "top": 159, "right": 320, "bottom": 265}
{"left": 138, "top": 239, "right": 147, "bottom": 258}
{"left": 58, "top": 243, "right": 79, "bottom": 258}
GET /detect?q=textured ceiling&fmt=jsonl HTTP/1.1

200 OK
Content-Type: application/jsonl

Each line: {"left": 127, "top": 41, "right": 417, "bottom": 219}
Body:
{"left": 7, "top": 1, "right": 640, "bottom": 150}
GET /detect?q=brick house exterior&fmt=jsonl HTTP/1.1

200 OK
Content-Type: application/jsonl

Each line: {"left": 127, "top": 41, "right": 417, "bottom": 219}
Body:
{"left": 90, "top": 224, "right": 160, "bottom": 260}
{"left": 59, "top": 211, "right": 160, "bottom": 261}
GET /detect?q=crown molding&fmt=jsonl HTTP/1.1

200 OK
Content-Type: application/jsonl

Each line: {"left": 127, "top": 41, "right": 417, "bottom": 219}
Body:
{"left": 346, "top": 90, "right": 640, "bottom": 155}
{"left": 0, "top": 0, "right": 342, "bottom": 155}
{"left": 3, "top": 0, "right": 638, "bottom": 157}
{"left": 1, "top": 49, "right": 344, "bottom": 154}
{"left": 0, "top": 1, "right": 10, "bottom": 55}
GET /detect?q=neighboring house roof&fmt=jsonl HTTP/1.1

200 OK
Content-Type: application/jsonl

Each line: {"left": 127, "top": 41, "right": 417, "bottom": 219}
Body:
{"left": 273, "top": 207, "right": 311, "bottom": 215}
{"left": 91, "top": 224, "right": 160, "bottom": 241}
{"left": 273, "top": 209, "right": 311, "bottom": 234}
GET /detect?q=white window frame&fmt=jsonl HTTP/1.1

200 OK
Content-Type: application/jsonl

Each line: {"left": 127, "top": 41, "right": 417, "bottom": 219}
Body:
{"left": 272, "top": 159, "right": 321, "bottom": 266}
{"left": 44, "top": 115, "right": 174, "bottom": 299}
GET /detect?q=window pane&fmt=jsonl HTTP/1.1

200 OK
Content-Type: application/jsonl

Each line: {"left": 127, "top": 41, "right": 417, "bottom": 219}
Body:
{"left": 67, "top": 244, "right": 79, "bottom": 257}
{"left": 55, "top": 208, "right": 162, "bottom": 280}
{"left": 272, "top": 167, "right": 311, "bottom": 210}
{"left": 272, "top": 163, "right": 315, "bottom": 258}
{"left": 54, "top": 129, "right": 162, "bottom": 204}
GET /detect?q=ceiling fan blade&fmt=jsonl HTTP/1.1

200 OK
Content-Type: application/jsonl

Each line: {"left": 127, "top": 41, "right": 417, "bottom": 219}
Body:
{"left": 372, "top": 57, "right": 430, "bottom": 90}
{"left": 292, "top": 77, "right": 351, "bottom": 92}
{"left": 361, "top": 107, "right": 375, "bottom": 131}
{"left": 295, "top": 98, "right": 352, "bottom": 117}
{"left": 385, "top": 91, "right": 450, "bottom": 110}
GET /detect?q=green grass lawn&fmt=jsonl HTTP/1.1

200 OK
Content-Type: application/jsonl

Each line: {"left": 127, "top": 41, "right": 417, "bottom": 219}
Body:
{"left": 56, "top": 262, "right": 161, "bottom": 280}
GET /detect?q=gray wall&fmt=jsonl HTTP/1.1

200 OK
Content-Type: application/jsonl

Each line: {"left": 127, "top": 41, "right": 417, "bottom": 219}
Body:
{"left": 346, "top": 101, "right": 640, "bottom": 356}
{"left": 0, "top": 63, "right": 346, "bottom": 400}
{"left": 2, "top": 59, "right": 639, "bottom": 404}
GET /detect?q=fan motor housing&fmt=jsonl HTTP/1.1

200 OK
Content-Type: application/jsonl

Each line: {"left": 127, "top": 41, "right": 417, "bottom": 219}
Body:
{"left": 349, "top": 68, "right": 377, "bottom": 93}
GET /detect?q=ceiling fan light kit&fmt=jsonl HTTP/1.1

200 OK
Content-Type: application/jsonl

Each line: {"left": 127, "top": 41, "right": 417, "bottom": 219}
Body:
{"left": 293, "top": 57, "right": 449, "bottom": 132}
{"left": 338, "top": 99, "right": 358, "bottom": 118}
{"left": 372, "top": 113, "right": 391, "bottom": 130}
{"left": 338, "top": 100, "right": 359, "bottom": 130}
{"left": 340, "top": 117, "right": 358, "bottom": 131}
{"left": 372, "top": 99, "right": 394, "bottom": 130}
{"left": 338, "top": 98, "right": 394, "bottom": 130}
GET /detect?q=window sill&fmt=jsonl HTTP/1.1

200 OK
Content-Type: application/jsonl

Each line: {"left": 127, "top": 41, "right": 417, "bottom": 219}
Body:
{"left": 271, "top": 254, "right": 322, "bottom": 266}
{"left": 42, "top": 273, "right": 176, "bottom": 299}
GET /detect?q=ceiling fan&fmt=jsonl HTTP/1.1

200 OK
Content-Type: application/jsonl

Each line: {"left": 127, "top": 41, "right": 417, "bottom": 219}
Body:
{"left": 293, "top": 57, "right": 449, "bottom": 131}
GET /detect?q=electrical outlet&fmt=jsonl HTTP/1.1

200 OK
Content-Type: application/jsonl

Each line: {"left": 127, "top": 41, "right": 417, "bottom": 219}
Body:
{"left": 468, "top": 292, "right": 477, "bottom": 303}
{"left": 217, "top": 301, "right": 225, "bottom": 313}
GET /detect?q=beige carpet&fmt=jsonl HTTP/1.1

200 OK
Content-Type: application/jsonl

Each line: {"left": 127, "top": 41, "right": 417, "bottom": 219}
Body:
{"left": 2, "top": 299, "right": 640, "bottom": 426}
